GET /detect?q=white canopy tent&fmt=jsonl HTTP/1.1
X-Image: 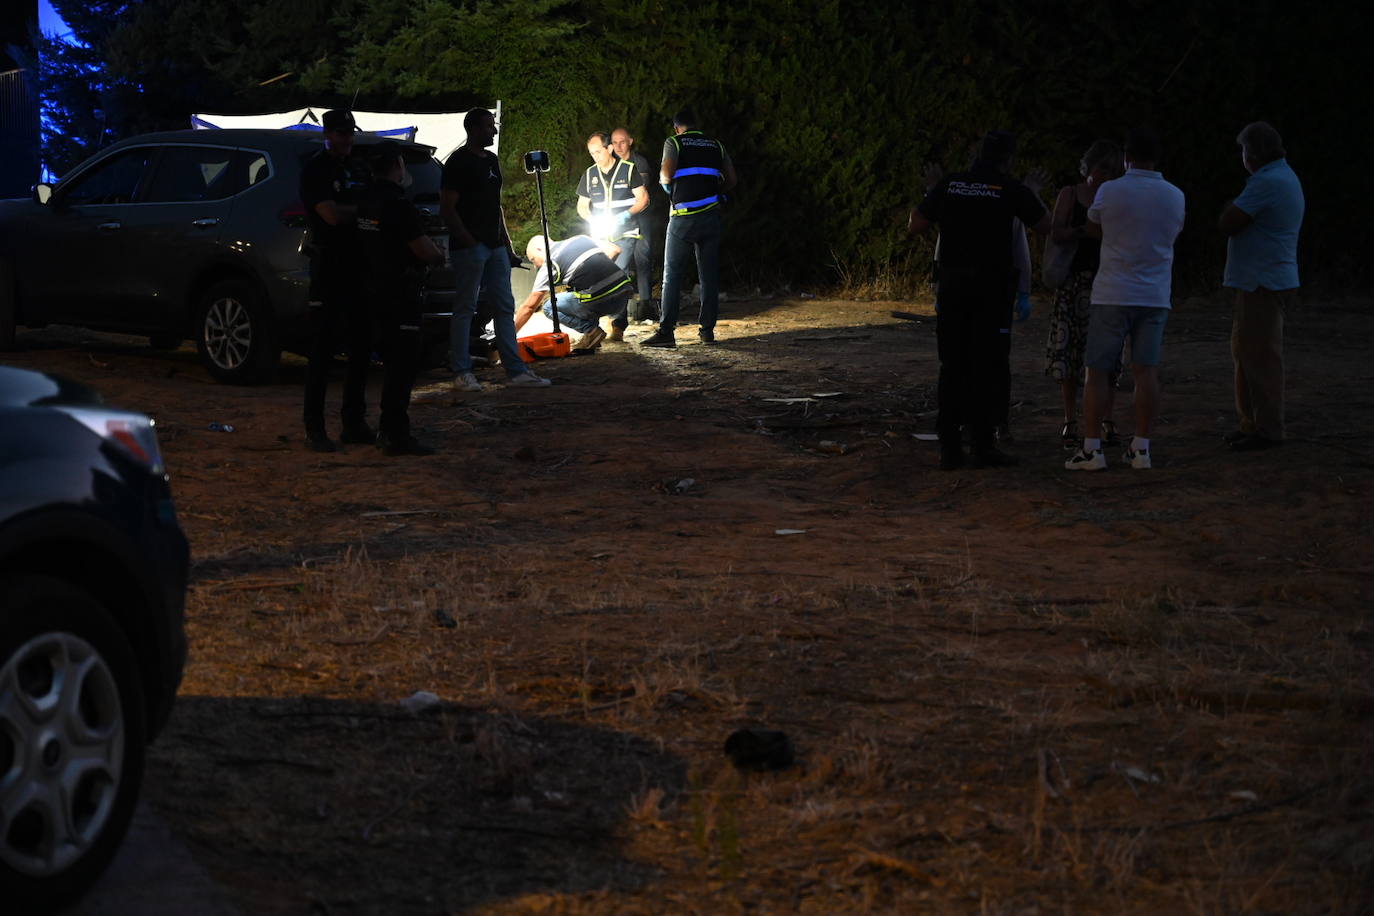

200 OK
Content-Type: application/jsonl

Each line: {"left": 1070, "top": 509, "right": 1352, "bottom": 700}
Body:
{"left": 190, "top": 104, "right": 501, "bottom": 162}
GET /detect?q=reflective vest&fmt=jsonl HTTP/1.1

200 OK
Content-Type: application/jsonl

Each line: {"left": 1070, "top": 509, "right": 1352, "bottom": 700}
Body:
{"left": 582, "top": 159, "right": 641, "bottom": 239}
{"left": 550, "top": 236, "right": 631, "bottom": 303}
{"left": 667, "top": 130, "right": 725, "bottom": 216}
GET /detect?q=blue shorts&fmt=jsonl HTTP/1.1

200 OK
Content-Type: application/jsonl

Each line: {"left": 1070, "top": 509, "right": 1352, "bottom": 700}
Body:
{"left": 1086, "top": 305, "right": 1169, "bottom": 369}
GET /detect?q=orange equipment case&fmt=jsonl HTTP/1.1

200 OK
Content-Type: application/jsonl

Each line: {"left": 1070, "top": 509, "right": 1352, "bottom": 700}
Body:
{"left": 516, "top": 331, "right": 572, "bottom": 363}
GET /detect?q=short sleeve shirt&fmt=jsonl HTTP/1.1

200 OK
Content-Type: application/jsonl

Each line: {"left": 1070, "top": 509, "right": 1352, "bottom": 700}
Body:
{"left": 1223, "top": 159, "right": 1304, "bottom": 291}
{"left": 441, "top": 147, "right": 504, "bottom": 249}
{"left": 627, "top": 150, "right": 654, "bottom": 189}
{"left": 1087, "top": 168, "right": 1186, "bottom": 308}
{"left": 916, "top": 167, "right": 1047, "bottom": 272}
{"left": 300, "top": 148, "right": 369, "bottom": 250}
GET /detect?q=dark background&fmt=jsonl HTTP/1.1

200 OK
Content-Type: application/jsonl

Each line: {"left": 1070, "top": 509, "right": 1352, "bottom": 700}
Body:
{"left": 13, "top": 0, "right": 1368, "bottom": 293}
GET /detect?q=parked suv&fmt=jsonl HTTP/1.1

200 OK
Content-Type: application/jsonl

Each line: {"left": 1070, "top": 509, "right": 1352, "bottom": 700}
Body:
{"left": 0, "top": 130, "right": 453, "bottom": 384}
{"left": 0, "top": 364, "right": 188, "bottom": 910}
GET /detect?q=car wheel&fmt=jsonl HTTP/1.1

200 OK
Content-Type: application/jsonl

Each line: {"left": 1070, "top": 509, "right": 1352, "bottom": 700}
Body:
{"left": 0, "top": 259, "right": 16, "bottom": 351}
{"left": 195, "top": 279, "right": 280, "bottom": 384}
{"left": 0, "top": 575, "right": 147, "bottom": 912}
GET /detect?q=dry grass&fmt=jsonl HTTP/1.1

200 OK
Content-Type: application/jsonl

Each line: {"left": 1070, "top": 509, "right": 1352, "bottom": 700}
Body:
{"left": 55, "top": 294, "right": 1358, "bottom": 914}
{"left": 174, "top": 554, "right": 1374, "bottom": 914}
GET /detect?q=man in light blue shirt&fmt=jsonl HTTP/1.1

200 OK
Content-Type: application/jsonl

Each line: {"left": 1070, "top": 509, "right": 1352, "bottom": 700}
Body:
{"left": 1219, "top": 121, "right": 1305, "bottom": 450}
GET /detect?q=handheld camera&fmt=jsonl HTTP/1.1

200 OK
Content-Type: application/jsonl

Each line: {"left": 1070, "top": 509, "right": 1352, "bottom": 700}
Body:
{"left": 523, "top": 150, "right": 550, "bottom": 174}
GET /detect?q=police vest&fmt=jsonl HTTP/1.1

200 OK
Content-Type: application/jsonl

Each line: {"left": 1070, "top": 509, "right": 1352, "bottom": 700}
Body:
{"left": 583, "top": 159, "right": 641, "bottom": 239}
{"left": 550, "top": 236, "right": 631, "bottom": 304}
{"left": 667, "top": 130, "right": 725, "bottom": 216}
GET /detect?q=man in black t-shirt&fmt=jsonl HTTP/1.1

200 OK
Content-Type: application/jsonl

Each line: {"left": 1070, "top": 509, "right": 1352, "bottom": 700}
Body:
{"left": 908, "top": 130, "right": 1051, "bottom": 470}
{"left": 612, "top": 127, "right": 660, "bottom": 323}
{"left": 358, "top": 142, "right": 446, "bottom": 456}
{"left": 440, "top": 108, "right": 550, "bottom": 391}
{"left": 299, "top": 108, "right": 376, "bottom": 452}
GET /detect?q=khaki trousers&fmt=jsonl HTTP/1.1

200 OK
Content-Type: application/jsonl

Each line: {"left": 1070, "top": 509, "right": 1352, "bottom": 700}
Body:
{"left": 1231, "top": 287, "right": 1295, "bottom": 440}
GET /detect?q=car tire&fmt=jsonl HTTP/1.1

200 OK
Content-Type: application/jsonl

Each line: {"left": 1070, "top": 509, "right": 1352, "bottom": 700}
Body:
{"left": 0, "top": 259, "right": 16, "bottom": 351}
{"left": 194, "top": 278, "right": 280, "bottom": 384}
{"left": 0, "top": 574, "right": 148, "bottom": 913}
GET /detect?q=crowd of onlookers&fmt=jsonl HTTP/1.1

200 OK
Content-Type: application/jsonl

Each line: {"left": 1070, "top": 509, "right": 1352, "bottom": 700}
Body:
{"left": 909, "top": 122, "right": 1303, "bottom": 472}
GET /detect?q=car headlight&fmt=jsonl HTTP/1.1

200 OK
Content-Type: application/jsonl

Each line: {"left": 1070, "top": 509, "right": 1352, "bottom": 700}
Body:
{"left": 53, "top": 407, "right": 167, "bottom": 477}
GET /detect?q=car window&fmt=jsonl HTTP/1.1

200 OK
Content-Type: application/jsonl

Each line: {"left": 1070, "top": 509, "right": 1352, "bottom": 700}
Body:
{"left": 243, "top": 152, "right": 270, "bottom": 188}
{"left": 143, "top": 146, "right": 240, "bottom": 203}
{"left": 61, "top": 148, "right": 156, "bottom": 206}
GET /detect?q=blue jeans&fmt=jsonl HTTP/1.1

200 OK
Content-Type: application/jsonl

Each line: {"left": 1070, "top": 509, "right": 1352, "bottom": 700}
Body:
{"left": 542, "top": 290, "right": 631, "bottom": 335}
{"left": 659, "top": 209, "right": 721, "bottom": 333}
{"left": 449, "top": 242, "right": 529, "bottom": 377}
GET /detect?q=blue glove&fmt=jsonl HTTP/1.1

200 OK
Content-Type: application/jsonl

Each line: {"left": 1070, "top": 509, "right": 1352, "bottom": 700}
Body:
{"left": 1014, "top": 291, "right": 1032, "bottom": 322}
{"left": 615, "top": 210, "right": 630, "bottom": 226}
{"left": 660, "top": 182, "right": 671, "bottom": 195}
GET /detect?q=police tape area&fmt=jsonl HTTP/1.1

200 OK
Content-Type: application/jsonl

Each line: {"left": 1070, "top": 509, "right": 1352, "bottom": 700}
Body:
{"left": 186, "top": 105, "right": 734, "bottom": 455}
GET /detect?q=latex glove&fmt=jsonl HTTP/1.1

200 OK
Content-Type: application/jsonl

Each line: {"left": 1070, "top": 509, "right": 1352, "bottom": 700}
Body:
{"left": 615, "top": 210, "right": 631, "bottom": 226}
{"left": 660, "top": 181, "right": 671, "bottom": 195}
{"left": 1014, "top": 291, "right": 1032, "bottom": 322}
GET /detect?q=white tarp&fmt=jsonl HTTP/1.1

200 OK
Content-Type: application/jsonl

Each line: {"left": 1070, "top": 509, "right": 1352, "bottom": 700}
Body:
{"left": 190, "top": 104, "right": 501, "bottom": 162}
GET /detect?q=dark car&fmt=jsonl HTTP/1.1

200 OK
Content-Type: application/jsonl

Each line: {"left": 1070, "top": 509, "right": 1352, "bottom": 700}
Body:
{"left": 0, "top": 364, "right": 188, "bottom": 911}
{"left": 0, "top": 129, "right": 454, "bottom": 384}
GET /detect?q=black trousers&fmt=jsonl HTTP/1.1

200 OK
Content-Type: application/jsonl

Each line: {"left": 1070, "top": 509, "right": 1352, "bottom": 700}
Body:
{"left": 377, "top": 276, "right": 425, "bottom": 440}
{"left": 304, "top": 249, "right": 371, "bottom": 433}
{"left": 935, "top": 270, "right": 1016, "bottom": 452}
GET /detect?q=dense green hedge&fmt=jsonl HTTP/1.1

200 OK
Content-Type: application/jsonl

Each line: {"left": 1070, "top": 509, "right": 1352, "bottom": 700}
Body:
{"left": 41, "top": 0, "right": 1364, "bottom": 292}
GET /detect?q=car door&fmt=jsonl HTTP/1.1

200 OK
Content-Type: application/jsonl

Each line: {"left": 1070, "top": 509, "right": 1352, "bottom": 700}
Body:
{"left": 18, "top": 146, "right": 157, "bottom": 324}
{"left": 115, "top": 144, "right": 238, "bottom": 329}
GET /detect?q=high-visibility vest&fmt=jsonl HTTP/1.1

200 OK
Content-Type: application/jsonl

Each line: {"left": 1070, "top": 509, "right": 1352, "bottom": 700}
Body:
{"left": 667, "top": 130, "right": 725, "bottom": 216}
{"left": 550, "top": 236, "right": 632, "bottom": 303}
{"left": 582, "top": 159, "right": 641, "bottom": 239}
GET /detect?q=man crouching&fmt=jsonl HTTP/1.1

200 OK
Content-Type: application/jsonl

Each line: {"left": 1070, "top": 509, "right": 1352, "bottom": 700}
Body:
{"left": 517, "top": 235, "right": 634, "bottom": 352}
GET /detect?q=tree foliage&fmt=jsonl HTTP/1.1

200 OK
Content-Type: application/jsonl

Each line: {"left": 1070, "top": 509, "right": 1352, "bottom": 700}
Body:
{"left": 34, "top": 0, "right": 1370, "bottom": 290}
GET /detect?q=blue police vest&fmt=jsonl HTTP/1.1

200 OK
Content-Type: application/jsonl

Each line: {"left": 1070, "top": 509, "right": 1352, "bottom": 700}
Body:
{"left": 667, "top": 131, "right": 725, "bottom": 216}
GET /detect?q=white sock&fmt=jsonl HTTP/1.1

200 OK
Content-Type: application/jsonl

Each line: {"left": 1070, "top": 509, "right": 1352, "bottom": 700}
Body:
{"left": 1082, "top": 437, "right": 1102, "bottom": 453}
{"left": 1133, "top": 436, "right": 1149, "bottom": 452}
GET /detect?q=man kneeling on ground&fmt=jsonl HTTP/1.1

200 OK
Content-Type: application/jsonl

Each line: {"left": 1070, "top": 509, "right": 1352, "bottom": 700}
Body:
{"left": 517, "top": 235, "right": 634, "bottom": 352}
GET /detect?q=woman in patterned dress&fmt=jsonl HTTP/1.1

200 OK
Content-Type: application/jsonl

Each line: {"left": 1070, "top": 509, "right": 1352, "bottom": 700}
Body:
{"left": 1045, "top": 140, "right": 1124, "bottom": 447}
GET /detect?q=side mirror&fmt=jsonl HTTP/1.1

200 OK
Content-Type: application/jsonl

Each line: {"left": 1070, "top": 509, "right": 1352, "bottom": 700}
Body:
{"left": 33, "top": 184, "right": 53, "bottom": 205}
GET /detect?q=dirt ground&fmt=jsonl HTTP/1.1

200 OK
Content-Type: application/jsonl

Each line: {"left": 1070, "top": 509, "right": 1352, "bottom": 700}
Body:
{"left": 9, "top": 293, "right": 1373, "bottom": 914}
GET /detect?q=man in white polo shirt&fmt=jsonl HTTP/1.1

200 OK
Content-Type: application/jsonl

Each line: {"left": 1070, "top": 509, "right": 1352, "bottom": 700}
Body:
{"left": 1065, "top": 128, "right": 1185, "bottom": 471}
{"left": 1218, "top": 121, "right": 1304, "bottom": 451}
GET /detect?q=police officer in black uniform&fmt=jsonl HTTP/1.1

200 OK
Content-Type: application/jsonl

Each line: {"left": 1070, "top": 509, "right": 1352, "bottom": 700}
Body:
{"left": 908, "top": 131, "right": 1051, "bottom": 470}
{"left": 299, "top": 109, "right": 375, "bottom": 452}
{"left": 641, "top": 108, "right": 738, "bottom": 349}
{"left": 357, "top": 141, "right": 447, "bottom": 456}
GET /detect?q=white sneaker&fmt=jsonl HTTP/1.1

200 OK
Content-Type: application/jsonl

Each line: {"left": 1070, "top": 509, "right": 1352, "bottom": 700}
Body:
{"left": 1124, "top": 447, "right": 1152, "bottom": 469}
{"left": 454, "top": 372, "right": 482, "bottom": 392}
{"left": 506, "top": 371, "right": 551, "bottom": 387}
{"left": 1064, "top": 448, "right": 1107, "bottom": 471}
